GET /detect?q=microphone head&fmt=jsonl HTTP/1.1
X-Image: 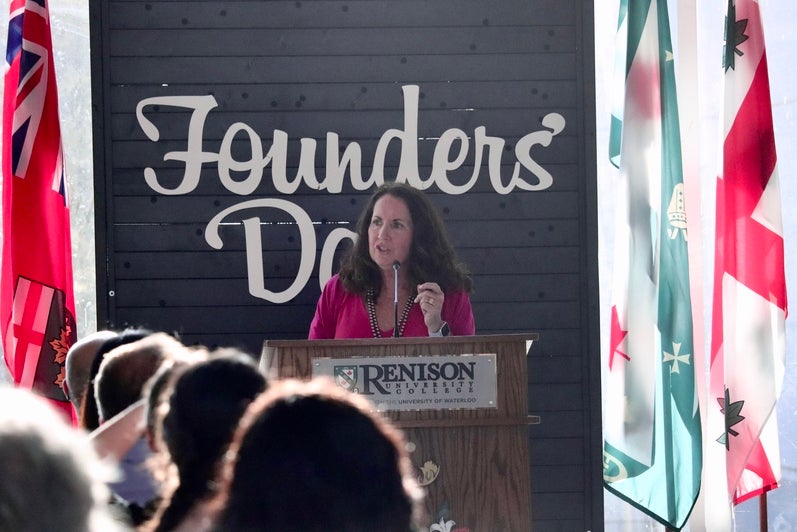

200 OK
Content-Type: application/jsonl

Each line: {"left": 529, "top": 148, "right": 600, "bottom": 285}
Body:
{"left": 392, "top": 260, "right": 401, "bottom": 271}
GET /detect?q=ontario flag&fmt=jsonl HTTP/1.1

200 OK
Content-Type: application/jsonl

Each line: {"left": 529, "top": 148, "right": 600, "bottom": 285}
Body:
{"left": 707, "top": 0, "right": 786, "bottom": 518}
{"left": 602, "top": 0, "right": 701, "bottom": 529}
{"left": 2, "top": 0, "right": 77, "bottom": 421}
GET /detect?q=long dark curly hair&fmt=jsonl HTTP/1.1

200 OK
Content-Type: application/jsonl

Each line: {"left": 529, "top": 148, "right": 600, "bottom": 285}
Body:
{"left": 146, "top": 349, "right": 267, "bottom": 532}
{"left": 338, "top": 182, "right": 472, "bottom": 298}
{"left": 212, "top": 378, "right": 425, "bottom": 532}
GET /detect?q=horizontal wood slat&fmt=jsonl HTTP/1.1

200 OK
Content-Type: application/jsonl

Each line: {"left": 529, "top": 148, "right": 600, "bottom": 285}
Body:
{"left": 111, "top": 191, "right": 580, "bottom": 222}
{"left": 112, "top": 108, "right": 579, "bottom": 140}
{"left": 111, "top": 26, "right": 577, "bottom": 56}
{"left": 109, "top": 164, "right": 583, "bottom": 195}
{"left": 110, "top": 218, "right": 580, "bottom": 250}
{"left": 111, "top": 80, "right": 579, "bottom": 112}
{"left": 109, "top": 0, "right": 577, "bottom": 30}
{"left": 111, "top": 247, "right": 581, "bottom": 276}
{"left": 112, "top": 301, "right": 580, "bottom": 336}
{"left": 110, "top": 54, "right": 577, "bottom": 84}
{"left": 112, "top": 273, "right": 580, "bottom": 306}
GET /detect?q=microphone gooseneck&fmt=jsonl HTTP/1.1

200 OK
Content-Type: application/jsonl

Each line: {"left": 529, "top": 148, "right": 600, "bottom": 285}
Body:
{"left": 392, "top": 261, "right": 401, "bottom": 338}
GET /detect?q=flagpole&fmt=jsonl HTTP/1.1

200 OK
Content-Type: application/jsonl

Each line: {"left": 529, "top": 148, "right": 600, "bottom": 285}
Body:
{"left": 759, "top": 493, "right": 768, "bottom": 532}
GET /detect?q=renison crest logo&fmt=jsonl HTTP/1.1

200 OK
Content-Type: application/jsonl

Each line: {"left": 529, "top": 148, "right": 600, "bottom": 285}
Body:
{"left": 334, "top": 365, "right": 358, "bottom": 392}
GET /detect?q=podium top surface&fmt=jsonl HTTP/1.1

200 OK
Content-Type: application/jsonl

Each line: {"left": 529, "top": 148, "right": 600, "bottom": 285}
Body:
{"left": 262, "top": 333, "right": 539, "bottom": 350}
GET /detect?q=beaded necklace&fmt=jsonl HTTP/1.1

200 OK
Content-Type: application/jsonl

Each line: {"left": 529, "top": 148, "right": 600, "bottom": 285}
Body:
{"left": 366, "top": 288, "right": 414, "bottom": 338}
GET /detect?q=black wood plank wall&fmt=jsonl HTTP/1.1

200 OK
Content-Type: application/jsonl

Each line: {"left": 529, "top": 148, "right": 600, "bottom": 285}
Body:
{"left": 90, "top": 1, "right": 603, "bottom": 529}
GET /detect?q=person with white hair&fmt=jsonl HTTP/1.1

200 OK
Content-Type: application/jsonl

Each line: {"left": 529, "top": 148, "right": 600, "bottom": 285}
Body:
{"left": 0, "top": 385, "right": 130, "bottom": 531}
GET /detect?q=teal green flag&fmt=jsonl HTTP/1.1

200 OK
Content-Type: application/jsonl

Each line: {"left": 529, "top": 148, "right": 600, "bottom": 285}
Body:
{"left": 602, "top": 0, "right": 702, "bottom": 529}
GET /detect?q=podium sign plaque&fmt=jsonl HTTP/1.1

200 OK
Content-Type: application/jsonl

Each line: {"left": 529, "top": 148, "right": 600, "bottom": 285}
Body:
{"left": 312, "top": 353, "right": 498, "bottom": 411}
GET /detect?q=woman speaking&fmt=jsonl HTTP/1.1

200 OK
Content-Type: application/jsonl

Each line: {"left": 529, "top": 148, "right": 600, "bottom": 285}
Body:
{"left": 309, "top": 182, "right": 475, "bottom": 339}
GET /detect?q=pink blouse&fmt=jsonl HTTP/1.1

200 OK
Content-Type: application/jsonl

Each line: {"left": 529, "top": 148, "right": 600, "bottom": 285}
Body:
{"left": 308, "top": 274, "right": 475, "bottom": 339}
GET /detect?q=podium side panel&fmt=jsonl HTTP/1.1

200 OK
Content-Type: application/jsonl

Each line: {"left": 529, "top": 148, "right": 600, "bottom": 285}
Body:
{"left": 405, "top": 425, "right": 532, "bottom": 532}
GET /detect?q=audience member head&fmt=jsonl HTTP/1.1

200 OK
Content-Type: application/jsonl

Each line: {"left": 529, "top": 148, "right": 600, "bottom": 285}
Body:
{"left": 213, "top": 378, "right": 424, "bottom": 532}
{"left": 0, "top": 386, "right": 125, "bottom": 532}
{"left": 143, "top": 356, "right": 196, "bottom": 455}
{"left": 65, "top": 330, "right": 118, "bottom": 415}
{"left": 95, "top": 332, "right": 189, "bottom": 424}
{"left": 80, "top": 327, "right": 154, "bottom": 430}
{"left": 146, "top": 349, "right": 267, "bottom": 532}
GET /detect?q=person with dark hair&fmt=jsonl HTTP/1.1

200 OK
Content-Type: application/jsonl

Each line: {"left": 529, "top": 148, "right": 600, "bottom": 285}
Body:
{"left": 210, "top": 378, "right": 425, "bottom": 532}
{"left": 79, "top": 327, "right": 155, "bottom": 431}
{"left": 143, "top": 349, "right": 267, "bottom": 532}
{"left": 309, "top": 182, "right": 475, "bottom": 339}
{"left": 95, "top": 333, "right": 188, "bottom": 425}
{"left": 142, "top": 355, "right": 198, "bottom": 455}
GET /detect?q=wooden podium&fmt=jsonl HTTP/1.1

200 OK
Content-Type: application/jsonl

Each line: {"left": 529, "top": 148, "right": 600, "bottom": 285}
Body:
{"left": 261, "top": 334, "right": 538, "bottom": 531}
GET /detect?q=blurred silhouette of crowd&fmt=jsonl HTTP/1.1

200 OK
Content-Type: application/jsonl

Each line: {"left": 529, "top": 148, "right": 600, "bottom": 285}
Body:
{"left": 1, "top": 328, "right": 425, "bottom": 531}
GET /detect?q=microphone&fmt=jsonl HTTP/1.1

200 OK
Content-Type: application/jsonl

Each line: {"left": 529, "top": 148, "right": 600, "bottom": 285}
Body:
{"left": 392, "top": 260, "right": 401, "bottom": 338}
